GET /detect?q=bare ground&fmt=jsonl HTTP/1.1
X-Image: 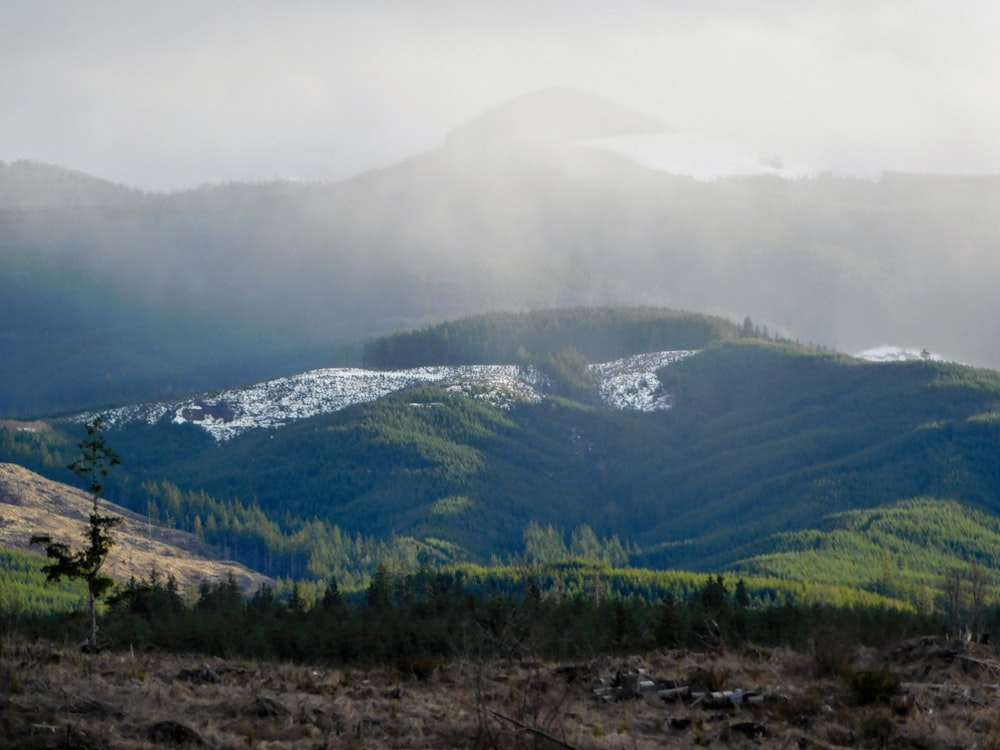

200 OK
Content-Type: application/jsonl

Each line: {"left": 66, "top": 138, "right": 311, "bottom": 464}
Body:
{"left": 3, "top": 635, "right": 1000, "bottom": 749}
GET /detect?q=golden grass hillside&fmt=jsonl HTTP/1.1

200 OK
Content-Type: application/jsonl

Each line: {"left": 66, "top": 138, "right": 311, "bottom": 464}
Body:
{"left": 0, "top": 462, "right": 269, "bottom": 594}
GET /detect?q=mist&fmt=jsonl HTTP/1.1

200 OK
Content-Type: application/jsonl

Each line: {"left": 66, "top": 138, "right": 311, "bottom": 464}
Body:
{"left": 2, "top": 1, "right": 1000, "bottom": 417}
{"left": 2, "top": 1, "right": 999, "bottom": 191}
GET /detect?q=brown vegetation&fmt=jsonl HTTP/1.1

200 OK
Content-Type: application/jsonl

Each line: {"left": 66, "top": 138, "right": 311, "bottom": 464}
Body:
{"left": 3, "top": 635, "right": 1000, "bottom": 749}
{"left": 0, "top": 463, "right": 269, "bottom": 594}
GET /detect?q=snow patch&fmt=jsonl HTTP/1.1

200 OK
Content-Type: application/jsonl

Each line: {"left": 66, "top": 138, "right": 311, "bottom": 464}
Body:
{"left": 591, "top": 350, "right": 696, "bottom": 410}
{"left": 88, "top": 350, "right": 695, "bottom": 442}
{"left": 855, "top": 346, "right": 945, "bottom": 363}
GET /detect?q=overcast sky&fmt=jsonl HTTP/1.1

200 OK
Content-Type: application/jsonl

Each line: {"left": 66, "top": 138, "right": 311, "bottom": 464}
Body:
{"left": 2, "top": 0, "right": 998, "bottom": 191}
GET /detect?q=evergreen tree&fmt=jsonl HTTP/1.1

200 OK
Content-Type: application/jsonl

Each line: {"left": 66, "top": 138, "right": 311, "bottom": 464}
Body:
{"left": 653, "top": 594, "right": 685, "bottom": 648}
{"left": 31, "top": 416, "right": 123, "bottom": 649}
{"left": 321, "top": 577, "right": 343, "bottom": 611}
{"left": 366, "top": 564, "right": 393, "bottom": 612}
{"left": 286, "top": 581, "right": 304, "bottom": 614}
{"left": 734, "top": 578, "right": 751, "bottom": 609}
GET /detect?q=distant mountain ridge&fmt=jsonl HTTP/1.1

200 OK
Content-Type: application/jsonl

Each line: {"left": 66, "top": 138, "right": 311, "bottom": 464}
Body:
{"left": 3, "top": 87, "right": 1000, "bottom": 418}
{"left": 0, "top": 159, "right": 145, "bottom": 209}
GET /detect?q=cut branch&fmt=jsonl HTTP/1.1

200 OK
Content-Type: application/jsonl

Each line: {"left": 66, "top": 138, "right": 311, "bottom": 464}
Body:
{"left": 489, "top": 711, "right": 579, "bottom": 750}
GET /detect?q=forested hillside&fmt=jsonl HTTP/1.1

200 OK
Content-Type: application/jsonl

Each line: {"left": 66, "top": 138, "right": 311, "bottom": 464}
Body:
{"left": 362, "top": 307, "right": 739, "bottom": 369}
{"left": 4, "top": 338, "right": 1000, "bottom": 604}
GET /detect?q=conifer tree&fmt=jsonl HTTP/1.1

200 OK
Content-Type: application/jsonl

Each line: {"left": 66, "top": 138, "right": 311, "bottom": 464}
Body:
{"left": 31, "top": 415, "right": 123, "bottom": 649}
{"left": 321, "top": 577, "right": 343, "bottom": 611}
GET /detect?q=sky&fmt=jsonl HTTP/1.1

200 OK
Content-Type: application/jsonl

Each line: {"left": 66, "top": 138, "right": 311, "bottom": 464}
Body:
{"left": 2, "top": 0, "right": 998, "bottom": 191}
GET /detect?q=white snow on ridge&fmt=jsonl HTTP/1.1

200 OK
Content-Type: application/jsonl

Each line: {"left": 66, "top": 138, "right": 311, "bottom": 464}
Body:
{"left": 591, "top": 350, "right": 695, "bottom": 410}
{"left": 113, "top": 365, "right": 545, "bottom": 442}
{"left": 855, "top": 346, "right": 945, "bottom": 363}
{"left": 93, "top": 350, "right": 695, "bottom": 442}
{"left": 444, "top": 372, "right": 546, "bottom": 410}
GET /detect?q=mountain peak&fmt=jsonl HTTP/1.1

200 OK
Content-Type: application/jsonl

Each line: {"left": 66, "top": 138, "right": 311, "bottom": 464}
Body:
{"left": 445, "top": 87, "right": 669, "bottom": 150}
{"left": 0, "top": 158, "right": 141, "bottom": 209}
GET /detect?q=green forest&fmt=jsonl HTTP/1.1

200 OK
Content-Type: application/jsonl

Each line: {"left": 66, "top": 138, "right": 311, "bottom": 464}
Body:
{"left": 4, "top": 312, "right": 1000, "bottom": 671}
{"left": 4, "top": 327, "right": 1000, "bottom": 618}
{"left": 2, "top": 549, "right": 961, "bottom": 667}
{"left": 361, "top": 307, "right": 740, "bottom": 369}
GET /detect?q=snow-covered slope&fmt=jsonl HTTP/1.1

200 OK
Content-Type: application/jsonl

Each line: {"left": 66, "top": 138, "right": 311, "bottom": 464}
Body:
{"left": 592, "top": 350, "right": 693, "bottom": 410}
{"left": 91, "top": 350, "right": 696, "bottom": 441}
{"left": 855, "top": 346, "right": 946, "bottom": 363}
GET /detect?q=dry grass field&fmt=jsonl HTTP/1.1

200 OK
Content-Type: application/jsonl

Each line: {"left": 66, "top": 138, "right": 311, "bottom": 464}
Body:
{"left": 3, "top": 634, "right": 1000, "bottom": 749}
{"left": 0, "top": 463, "right": 269, "bottom": 595}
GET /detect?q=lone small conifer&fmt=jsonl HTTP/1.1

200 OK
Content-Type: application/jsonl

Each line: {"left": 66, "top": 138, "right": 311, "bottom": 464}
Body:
{"left": 31, "top": 415, "right": 123, "bottom": 650}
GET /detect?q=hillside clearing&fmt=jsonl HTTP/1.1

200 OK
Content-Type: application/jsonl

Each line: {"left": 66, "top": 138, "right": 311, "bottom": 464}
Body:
{"left": 2, "top": 636, "right": 998, "bottom": 749}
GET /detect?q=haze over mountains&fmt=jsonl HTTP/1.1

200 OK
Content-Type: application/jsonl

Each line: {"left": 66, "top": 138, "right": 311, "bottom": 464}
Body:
{"left": 2, "top": 87, "right": 999, "bottom": 420}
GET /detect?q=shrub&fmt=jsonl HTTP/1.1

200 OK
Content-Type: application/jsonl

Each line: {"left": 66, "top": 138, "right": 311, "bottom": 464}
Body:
{"left": 845, "top": 666, "right": 901, "bottom": 706}
{"left": 859, "top": 711, "right": 896, "bottom": 744}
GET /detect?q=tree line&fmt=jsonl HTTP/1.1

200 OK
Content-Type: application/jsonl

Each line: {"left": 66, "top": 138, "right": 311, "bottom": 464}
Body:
{"left": 12, "top": 567, "right": 949, "bottom": 667}
{"left": 362, "top": 307, "right": 740, "bottom": 370}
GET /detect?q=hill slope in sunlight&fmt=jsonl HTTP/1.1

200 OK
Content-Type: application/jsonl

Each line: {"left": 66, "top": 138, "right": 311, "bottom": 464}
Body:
{"left": 0, "top": 463, "right": 268, "bottom": 593}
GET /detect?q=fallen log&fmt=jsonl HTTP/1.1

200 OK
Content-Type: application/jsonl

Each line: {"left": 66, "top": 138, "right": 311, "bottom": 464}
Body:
{"left": 954, "top": 654, "right": 1000, "bottom": 675}
{"left": 658, "top": 686, "right": 690, "bottom": 701}
{"left": 490, "top": 710, "right": 579, "bottom": 750}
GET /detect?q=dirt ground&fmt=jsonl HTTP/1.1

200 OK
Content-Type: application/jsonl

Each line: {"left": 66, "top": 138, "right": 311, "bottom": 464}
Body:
{"left": 2, "top": 635, "right": 1000, "bottom": 749}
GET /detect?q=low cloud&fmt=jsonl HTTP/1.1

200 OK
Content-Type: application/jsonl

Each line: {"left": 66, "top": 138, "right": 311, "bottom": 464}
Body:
{"left": 1, "top": 1, "right": 997, "bottom": 189}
